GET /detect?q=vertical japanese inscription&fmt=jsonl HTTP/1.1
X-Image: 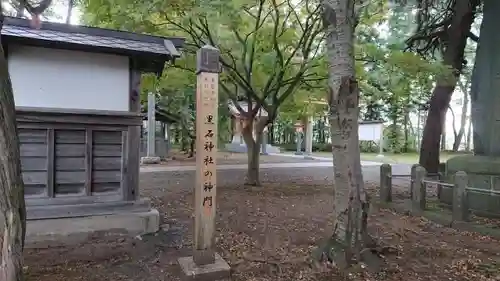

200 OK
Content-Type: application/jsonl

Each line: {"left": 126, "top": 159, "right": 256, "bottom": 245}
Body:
{"left": 194, "top": 45, "right": 220, "bottom": 265}
{"left": 200, "top": 75, "right": 217, "bottom": 214}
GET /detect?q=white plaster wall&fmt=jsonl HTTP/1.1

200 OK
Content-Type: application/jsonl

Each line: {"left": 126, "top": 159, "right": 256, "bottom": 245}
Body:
{"left": 359, "top": 123, "right": 383, "bottom": 141}
{"left": 8, "top": 45, "right": 130, "bottom": 111}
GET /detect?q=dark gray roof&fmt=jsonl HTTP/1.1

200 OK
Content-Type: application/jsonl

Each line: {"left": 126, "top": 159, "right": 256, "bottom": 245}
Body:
{"left": 2, "top": 16, "right": 185, "bottom": 59}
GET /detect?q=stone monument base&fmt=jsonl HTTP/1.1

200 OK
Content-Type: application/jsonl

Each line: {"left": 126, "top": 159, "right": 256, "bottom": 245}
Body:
{"left": 141, "top": 156, "right": 161, "bottom": 164}
{"left": 445, "top": 155, "right": 500, "bottom": 215}
{"left": 25, "top": 208, "right": 160, "bottom": 246}
{"left": 224, "top": 142, "right": 280, "bottom": 154}
{"left": 178, "top": 253, "right": 231, "bottom": 281}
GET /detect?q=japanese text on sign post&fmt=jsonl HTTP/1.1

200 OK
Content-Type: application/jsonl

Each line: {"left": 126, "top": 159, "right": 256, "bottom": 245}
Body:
{"left": 198, "top": 76, "right": 217, "bottom": 215}
{"left": 193, "top": 46, "right": 220, "bottom": 263}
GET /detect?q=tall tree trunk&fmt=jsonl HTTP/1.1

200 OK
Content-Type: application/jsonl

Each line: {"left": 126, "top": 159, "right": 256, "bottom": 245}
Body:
{"left": 242, "top": 117, "right": 267, "bottom": 186}
{"left": 419, "top": 0, "right": 477, "bottom": 173}
{"left": 319, "top": 0, "right": 379, "bottom": 269}
{"left": 0, "top": 27, "right": 27, "bottom": 281}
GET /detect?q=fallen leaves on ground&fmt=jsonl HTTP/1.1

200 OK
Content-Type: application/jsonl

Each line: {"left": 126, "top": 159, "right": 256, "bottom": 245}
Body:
{"left": 24, "top": 181, "right": 500, "bottom": 281}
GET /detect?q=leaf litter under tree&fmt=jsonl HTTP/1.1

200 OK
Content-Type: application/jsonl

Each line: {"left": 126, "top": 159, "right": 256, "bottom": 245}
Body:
{"left": 23, "top": 174, "right": 500, "bottom": 281}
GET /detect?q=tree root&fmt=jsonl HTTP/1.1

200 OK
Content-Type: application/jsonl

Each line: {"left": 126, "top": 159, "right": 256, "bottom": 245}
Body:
{"left": 313, "top": 233, "right": 398, "bottom": 273}
{"left": 243, "top": 181, "right": 261, "bottom": 187}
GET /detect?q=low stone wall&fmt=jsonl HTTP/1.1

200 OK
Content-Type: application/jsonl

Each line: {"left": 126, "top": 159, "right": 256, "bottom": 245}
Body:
{"left": 445, "top": 155, "right": 500, "bottom": 216}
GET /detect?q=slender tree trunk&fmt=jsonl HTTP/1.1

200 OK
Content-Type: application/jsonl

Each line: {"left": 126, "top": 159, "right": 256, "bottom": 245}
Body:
{"left": 188, "top": 137, "right": 195, "bottom": 158}
{"left": 65, "top": 0, "right": 74, "bottom": 24}
{"left": 319, "top": 0, "right": 379, "bottom": 269}
{"left": 15, "top": 4, "right": 24, "bottom": 17}
{"left": 242, "top": 118, "right": 267, "bottom": 186}
{"left": 452, "top": 81, "right": 470, "bottom": 151}
{"left": 0, "top": 28, "right": 27, "bottom": 281}
{"left": 465, "top": 116, "right": 472, "bottom": 151}
{"left": 403, "top": 110, "right": 409, "bottom": 152}
{"left": 441, "top": 115, "right": 447, "bottom": 151}
{"left": 269, "top": 123, "right": 274, "bottom": 144}
{"left": 419, "top": 0, "right": 478, "bottom": 173}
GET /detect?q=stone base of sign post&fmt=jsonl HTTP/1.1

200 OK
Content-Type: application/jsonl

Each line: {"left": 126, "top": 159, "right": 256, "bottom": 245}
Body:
{"left": 140, "top": 156, "right": 161, "bottom": 164}
{"left": 178, "top": 253, "right": 230, "bottom": 281}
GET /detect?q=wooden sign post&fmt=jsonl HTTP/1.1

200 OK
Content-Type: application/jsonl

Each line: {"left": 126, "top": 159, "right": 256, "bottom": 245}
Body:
{"left": 178, "top": 45, "right": 230, "bottom": 280}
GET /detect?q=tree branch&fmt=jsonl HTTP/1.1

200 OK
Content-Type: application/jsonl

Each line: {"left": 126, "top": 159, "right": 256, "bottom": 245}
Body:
{"left": 468, "top": 31, "right": 479, "bottom": 43}
{"left": 19, "top": 0, "right": 52, "bottom": 15}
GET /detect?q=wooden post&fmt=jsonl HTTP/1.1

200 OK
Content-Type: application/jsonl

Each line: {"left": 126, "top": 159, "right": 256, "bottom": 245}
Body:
{"left": 410, "top": 164, "right": 419, "bottom": 198}
{"left": 146, "top": 92, "right": 156, "bottom": 157}
{"left": 379, "top": 163, "right": 392, "bottom": 202}
{"left": 125, "top": 66, "right": 141, "bottom": 201}
{"left": 178, "top": 45, "right": 230, "bottom": 280}
{"left": 412, "top": 166, "right": 427, "bottom": 212}
{"left": 194, "top": 45, "right": 220, "bottom": 265}
{"left": 453, "top": 171, "right": 469, "bottom": 222}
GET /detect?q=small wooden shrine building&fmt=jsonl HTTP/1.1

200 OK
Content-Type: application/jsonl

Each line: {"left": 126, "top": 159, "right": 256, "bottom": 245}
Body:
{"left": 2, "top": 16, "right": 184, "bottom": 239}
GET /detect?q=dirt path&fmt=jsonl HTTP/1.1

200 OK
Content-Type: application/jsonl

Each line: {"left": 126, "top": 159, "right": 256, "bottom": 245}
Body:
{"left": 24, "top": 168, "right": 499, "bottom": 281}
{"left": 155, "top": 151, "right": 326, "bottom": 166}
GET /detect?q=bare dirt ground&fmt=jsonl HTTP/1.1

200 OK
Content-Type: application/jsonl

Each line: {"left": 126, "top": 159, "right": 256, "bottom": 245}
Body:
{"left": 25, "top": 167, "right": 500, "bottom": 281}
{"left": 155, "top": 151, "right": 324, "bottom": 166}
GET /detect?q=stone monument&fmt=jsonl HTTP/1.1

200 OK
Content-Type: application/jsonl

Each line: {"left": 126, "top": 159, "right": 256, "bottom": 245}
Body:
{"left": 224, "top": 101, "right": 281, "bottom": 153}
{"left": 178, "top": 45, "right": 230, "bottom": 280}
{"left": 304, "top": 116, "right": 314, "bottom": 159}
{"left": 294, "top": 121, "right": 304, "bottom": 155}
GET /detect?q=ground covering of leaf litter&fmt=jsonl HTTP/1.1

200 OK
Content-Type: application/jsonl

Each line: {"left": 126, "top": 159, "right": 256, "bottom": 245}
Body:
{"left": 25, "top": 167, "right": 500, "bottom": 281}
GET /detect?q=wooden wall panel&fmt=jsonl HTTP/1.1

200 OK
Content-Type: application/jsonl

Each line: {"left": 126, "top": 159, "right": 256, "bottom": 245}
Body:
{"left": 93, "top": 131, "right": 122, "bottom": 144}
{"left": 21, "top": 157, "right": 46, "bottom": 171}
{"left": 54, "top": 129, "right": 85, "bottom": 195}
{"left": 91, "top": 130, "right": 123, "bottom": 194}
{"left": 93, "top": 144, "right": 122, "bottom": 157}
{"left": 93, "top": 157, "right": 121, "bottom": 170}
{"left": 16, "top": 108, "right": 141, "bottom": 209}
{"left": 18, "top": 128, "right": 48, "bottom": 197}
{"left": 20, "top": 143, "right": 47, "bottom": 157}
